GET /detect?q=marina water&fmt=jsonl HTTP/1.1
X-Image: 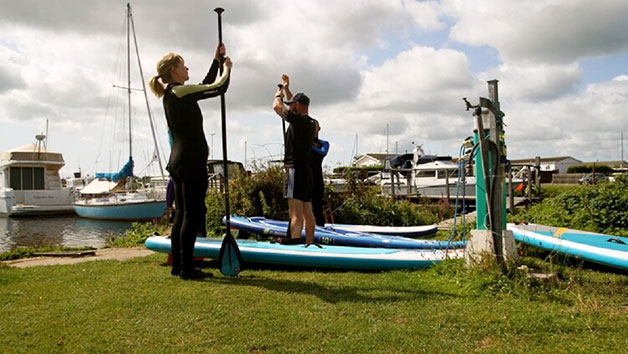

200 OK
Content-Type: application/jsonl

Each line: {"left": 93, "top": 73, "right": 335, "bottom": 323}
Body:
{"left": 0, "top": 216, "right": 133, "bottom": 252}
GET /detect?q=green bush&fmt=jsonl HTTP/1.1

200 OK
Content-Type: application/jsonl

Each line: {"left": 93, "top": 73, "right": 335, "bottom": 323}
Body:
{"left": 516, "top": 175, "right": 628, "bottom": 236}
{"left": 106, "top": 222, "right": 168, "bottom": 248}
{"left": 566, "top": 164, "right": 613, "bottom": 175}
{"left": 205, "top": 165, "right": 288, "bottom": 236}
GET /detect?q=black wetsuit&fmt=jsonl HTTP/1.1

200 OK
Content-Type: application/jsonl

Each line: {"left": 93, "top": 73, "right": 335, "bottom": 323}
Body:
{"left": 163, "top": 59, "right": 230, "bottom": 274}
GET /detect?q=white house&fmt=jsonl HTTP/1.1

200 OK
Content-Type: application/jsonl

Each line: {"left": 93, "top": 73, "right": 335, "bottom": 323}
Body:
{"left": 353, "top": 153, "right": 398, "bottom": 168}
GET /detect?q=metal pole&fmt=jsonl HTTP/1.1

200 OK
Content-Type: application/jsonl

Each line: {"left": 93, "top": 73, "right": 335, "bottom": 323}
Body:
{"left": 210, "top": 132, "right": 215, "bottom": 159}
{"left": 127, "top": 3, "right": 132, "bottom": 160}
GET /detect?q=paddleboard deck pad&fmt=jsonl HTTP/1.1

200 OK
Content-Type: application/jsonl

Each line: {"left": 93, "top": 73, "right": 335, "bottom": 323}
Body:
{"left": 145, "top": 236, "right": 464, "bottom": 271}
{"left": 227, "top": 216, "right": 465, "bottom": 250}
{"left": 507, "top": 223, "right": 628, "bottom": 271}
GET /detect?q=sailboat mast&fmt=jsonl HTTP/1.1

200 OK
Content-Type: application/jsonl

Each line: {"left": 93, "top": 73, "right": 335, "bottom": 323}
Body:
{"left": 129, "top": 3, "right": 167, "bottom": 184}
{"left": 127, "top": 3, "right": 132, "bottom": 159}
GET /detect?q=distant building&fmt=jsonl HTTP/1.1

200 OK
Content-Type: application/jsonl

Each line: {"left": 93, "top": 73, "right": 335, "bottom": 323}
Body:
{"left": 353, "top": 153, "right": 398, "bottom": 168}
{"left": 510, "top": 156, "right": 582, "bottom": 174}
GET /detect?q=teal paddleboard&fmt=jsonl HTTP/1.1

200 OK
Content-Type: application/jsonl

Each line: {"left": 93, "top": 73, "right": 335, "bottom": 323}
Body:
{"left": 508, "top": 223, "right": 628, "bottom": 271}
{"left": 145, "top": 236, "right": 463, "bottom": 271}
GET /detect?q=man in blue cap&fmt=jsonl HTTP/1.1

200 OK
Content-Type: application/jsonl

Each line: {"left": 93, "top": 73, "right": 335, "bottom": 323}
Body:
{"left": 273, "top": 74, "right": 316, "bottom": 245}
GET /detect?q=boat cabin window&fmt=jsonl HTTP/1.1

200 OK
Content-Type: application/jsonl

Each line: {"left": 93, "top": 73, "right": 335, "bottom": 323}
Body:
{"left": 9, "top": 167, "right": 45, "bottom": 190}
{"left": 437, "top": 170, "right": 459, "bottom": 179}
{"left": 415, "top": 170, "right": 436, "bottom": 178}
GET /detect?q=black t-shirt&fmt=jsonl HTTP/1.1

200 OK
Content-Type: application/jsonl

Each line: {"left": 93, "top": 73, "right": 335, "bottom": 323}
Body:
{"left": 284, "top": 111, "right": 315, "bottom": 167}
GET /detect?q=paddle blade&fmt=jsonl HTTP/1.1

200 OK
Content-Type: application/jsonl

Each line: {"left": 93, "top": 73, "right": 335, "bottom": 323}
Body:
{"left": 218, "top": 233, "right": 243, "bottom": 276}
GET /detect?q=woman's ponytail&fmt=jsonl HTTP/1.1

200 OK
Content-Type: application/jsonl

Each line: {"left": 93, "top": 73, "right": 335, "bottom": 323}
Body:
{"left": 149, "top": 75, "right": 165, "bottom": 97}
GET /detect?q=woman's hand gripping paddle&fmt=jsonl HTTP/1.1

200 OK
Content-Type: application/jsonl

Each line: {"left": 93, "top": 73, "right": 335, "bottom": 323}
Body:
{"left": 214, "top": 7, "right": 243, "bottom": 276}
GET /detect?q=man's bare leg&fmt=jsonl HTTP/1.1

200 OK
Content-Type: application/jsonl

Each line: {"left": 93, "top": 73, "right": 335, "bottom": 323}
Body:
{"left": 288, "top": 198, "right": 304, "bottom": 240}
{"left": 303, "top": 202, "right": 315, "bottom": 244}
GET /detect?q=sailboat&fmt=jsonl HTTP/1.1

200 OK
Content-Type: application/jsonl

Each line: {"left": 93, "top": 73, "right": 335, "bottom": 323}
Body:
{"left": 73, "top": 3, "right": 167, "bottom": 221}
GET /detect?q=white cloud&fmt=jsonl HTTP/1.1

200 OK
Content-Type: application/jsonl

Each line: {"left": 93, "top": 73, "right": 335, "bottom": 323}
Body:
{"left": 444, "top": 0, "right": 628, "bottom": 64}
{"left": 0, "top": 46, "right": 27, "bottom": 93}
{"left": 1, "top": 0, "right": 627, "bottom": 173}
{"left": 506, "top": 75, "right": 628, "bottom": 160}
{"left": 479, "top": 62, "right": 582, "bottom": 101}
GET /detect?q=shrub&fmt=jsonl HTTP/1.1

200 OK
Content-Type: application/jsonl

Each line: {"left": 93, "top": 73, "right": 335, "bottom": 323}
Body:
{"left": 566, "top": 164, "right": 614, "bottom": 175}
{"left": 106, "top": 222, "right": 169, "bottom": 248}
{"left": 516, "top": 175, "right": 628, "bottom": 236}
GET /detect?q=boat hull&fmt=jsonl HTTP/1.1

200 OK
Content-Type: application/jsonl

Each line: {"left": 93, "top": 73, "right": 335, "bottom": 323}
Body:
{"left": 145, "top": 236, "right": 464, "bottom": 271}
{"left": 507, "top": 223, "right": 628, "bottom": 271}
{"left": 73, "top": 200, "right": 166, "bottom": 220}
{"left": 0, "top": 188, "right": 76, "bottom": 216}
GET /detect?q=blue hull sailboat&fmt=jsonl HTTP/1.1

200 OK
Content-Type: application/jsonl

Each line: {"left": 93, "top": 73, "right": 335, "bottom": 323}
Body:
{"left": 73, "top": 4, "right": 167, "bottom": 221}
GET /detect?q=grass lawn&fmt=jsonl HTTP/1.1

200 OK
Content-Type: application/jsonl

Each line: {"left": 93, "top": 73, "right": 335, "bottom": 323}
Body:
{"left": 1, "top": 253, "right": 627, "bottom": 353}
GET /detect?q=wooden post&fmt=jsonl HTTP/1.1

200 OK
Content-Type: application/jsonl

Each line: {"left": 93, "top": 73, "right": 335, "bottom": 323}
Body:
{"left": 406, "top": 172, "right": 412, "bottom": 197}
{"left": 526, "top": 167, "right": 532, "bottom": 206}
{"left": 509, "top": 169, "right": 516, "bottom": 215}
{"left": 535, "top": 156, "right": 541, "bottom": 197}
{"left": 487, "top": 80, "right": 505, "bottom": 265}
{"left": 445, "top": 169, "right": 450, "bottom": 201}
{"left": 390, "top": 170, "right": 396, "bottom": 199}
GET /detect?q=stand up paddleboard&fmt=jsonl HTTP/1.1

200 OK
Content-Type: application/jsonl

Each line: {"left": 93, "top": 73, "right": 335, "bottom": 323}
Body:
{"left": 324, "top": 222, "right": 437, "bottom": 237}
{"left": 145, "top": 236, "right": 463, "bottom": 271}
{"left": 507, "top": 223, "right": 628, "bottom": 271}
{"left": 226, "top": 216, "right": 465, "bottom": 250}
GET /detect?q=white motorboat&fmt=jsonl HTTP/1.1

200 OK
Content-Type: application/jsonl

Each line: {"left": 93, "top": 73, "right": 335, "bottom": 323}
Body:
{"left": 0, "top": 136, "right": 75, "bottom": 216}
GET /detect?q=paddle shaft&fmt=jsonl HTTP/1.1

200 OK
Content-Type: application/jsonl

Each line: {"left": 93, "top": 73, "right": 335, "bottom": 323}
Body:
{"left": 214, "top": 7, "right": 232, "bottom": 235}
{"left": 278, "top": 84, "right": 287, "bottom": 147}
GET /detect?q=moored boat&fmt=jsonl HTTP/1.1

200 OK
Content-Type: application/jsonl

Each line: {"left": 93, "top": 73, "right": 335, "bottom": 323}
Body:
{"left": 0, "top": 136, "right": 74, "bottom": 216}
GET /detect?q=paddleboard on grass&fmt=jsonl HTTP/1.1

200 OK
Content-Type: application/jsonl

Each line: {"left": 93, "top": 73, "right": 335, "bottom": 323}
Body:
{"left": 324, "top": 223, "right": 437, "bottom": 237}
{"left": 507, "top": 223, "right": 628, "bottom": 271}
{"left": 226, "top": 216, "right": 465, "bottom": 250}
{"left": 145, "top": 236, "right": 464, "bottom": 271}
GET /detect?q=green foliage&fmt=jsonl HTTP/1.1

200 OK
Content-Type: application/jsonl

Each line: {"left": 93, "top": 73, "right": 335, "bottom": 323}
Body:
{"left": 205, "top": 165, "right": 288, "bottom": 235}
{"left": 539, "top": 185, "right": 577, "bottom": 198}
{"left": 105, "top": 222, "right": 168, "bottom": 248}
{"left": 517, "top": 174, "right": 628, "bottom": 236}
{"left": 566, "top": 164, "right": 614, "bottom": 175}
{"left": 325, "top": 169, "right": 453, "bottom": 226}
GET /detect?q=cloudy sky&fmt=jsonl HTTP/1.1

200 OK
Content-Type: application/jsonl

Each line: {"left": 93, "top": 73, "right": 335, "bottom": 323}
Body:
{"left": 1, "top": 0, "right": 627, "bottom": 177}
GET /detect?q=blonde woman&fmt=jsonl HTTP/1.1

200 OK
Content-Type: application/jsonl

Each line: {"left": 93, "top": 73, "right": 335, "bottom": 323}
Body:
{"left": 150, "top": 44, "right": 232, "bottom": 280}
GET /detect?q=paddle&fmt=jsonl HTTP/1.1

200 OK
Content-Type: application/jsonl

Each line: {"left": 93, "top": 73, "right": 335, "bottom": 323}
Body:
{"left": 214, "top": 7, "right": 243, "bottom": 276}
{"left": 278, "top": 84, "right": 287, "bottom": 146}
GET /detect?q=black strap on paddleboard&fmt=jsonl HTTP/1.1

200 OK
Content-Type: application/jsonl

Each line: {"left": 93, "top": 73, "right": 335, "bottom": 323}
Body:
{"left": 607, "top": 237, "right": 626, "bottom": 245}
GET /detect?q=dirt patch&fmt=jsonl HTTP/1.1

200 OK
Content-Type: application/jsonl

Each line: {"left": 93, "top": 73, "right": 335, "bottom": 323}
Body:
{"left": 438, "top": 211, "right": 477, "bottom": 230}
{"left": 3, "top": 247, "right": 156, "bottom": 268}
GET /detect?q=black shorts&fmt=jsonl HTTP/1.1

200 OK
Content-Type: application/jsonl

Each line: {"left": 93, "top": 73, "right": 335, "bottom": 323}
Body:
{"left": 284, "top": 166, "right": 312, "bottom": 202}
